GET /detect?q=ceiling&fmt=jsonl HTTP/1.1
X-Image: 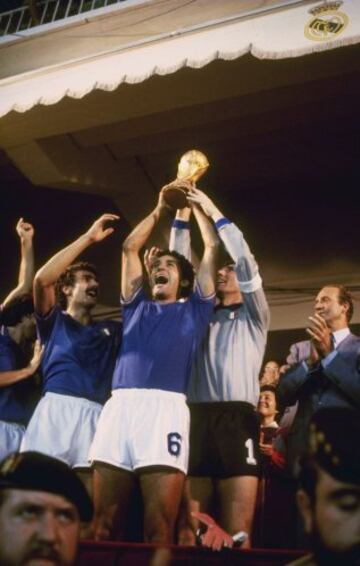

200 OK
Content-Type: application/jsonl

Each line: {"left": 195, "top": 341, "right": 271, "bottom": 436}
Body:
{"left": 1, "top": 3, "right": 360, "bottom": 332}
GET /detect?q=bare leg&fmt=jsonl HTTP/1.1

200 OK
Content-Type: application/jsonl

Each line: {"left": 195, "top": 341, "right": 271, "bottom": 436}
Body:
{"left": 216, "top": 475, "right": 259, "bottom": 548}
{"left": 188, "top": 476, "right": 214, "bottom": 514}
{"left": 139, "top": 467, "right": 185, "bottom": 543}
{"left": 77, "top": 469, "right": 93, "bottom": 498}
{"left": 92, "top": 462, "right": 136, "bottom": 540}
{"left": 176, "top": 478, "right": 196, "bottom": 545}
{"left": 185, "top": 476, "right": 214, "bottom": 535}
{"left": 76, "top": 469, "right": 93, "bottom": 539}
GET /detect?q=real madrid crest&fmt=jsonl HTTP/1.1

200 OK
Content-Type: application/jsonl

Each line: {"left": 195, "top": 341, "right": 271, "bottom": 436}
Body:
{"left": 305, "top": 1, "right": 349, "bottom": 41}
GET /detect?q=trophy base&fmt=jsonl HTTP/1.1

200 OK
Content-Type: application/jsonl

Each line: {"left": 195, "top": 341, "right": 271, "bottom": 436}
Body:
{"left": 163, "top": 185, "right": 189, "bottom": 209}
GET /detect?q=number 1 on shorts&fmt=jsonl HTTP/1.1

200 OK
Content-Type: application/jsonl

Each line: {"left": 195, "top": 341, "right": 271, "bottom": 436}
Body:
{"left": 245, "top": 438, "right": 257, "bottom": 465}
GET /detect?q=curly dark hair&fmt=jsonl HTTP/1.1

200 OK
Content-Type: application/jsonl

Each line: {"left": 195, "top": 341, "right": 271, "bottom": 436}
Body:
{"left": 151, "top": 249, "right": 195, "bottom": 299}
{"left": 55, "top": 262, "right": 99, "bottom": 309}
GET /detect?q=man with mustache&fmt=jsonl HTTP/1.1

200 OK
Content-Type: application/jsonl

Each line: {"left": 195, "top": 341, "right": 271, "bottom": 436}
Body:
{"left": 20, "top": 214, "right": 121, "bottom": 493}
{"left": 0, "top": 451, "right": 93, "bottom": 566}
{"left": 278, "top": 285, "right": 360, "bottom": 476}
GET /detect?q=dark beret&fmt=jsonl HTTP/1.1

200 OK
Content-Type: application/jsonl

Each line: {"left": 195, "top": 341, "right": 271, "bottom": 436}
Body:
{"left": 0, "top": 452, "right": 93, "bottom": 521}
{"left": 306, "top": 407, "right": 360, "bottom": 486}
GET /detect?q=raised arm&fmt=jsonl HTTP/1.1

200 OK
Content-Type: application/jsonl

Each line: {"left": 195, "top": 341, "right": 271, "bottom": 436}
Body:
{"left": 187, "top": 189, "right": 269, "bottom": 327}
{"left": 186, "top": 189, "right": 219, "bottom": 297}
{"left": 169, "top": 207, "right": 192, "bottom": 261}
{"left": 2, "top": 219, "right": 35, "bottom": 308}
{"left": 122, "top": 190, "right": 168, "bottom": 301}
{"left": 185, "top": 191, "right": 256, "bottom": 279}
{"left": 34, "top": 214, "right": 119, "bottom": 315}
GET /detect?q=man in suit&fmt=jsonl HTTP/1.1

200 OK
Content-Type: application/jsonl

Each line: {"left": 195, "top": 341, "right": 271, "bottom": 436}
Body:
{"left": 278, "top": 285, "right": 360, "bottom": 476}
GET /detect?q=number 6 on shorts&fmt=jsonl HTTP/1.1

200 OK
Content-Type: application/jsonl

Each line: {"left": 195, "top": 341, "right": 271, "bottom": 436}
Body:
{"left": 167, "top": 432, "right": 182, "bottom": 456}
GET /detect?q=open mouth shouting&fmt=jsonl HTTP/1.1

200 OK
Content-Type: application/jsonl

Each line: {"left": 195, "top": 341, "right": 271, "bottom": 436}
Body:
{"left": 155, "top": 274, "right": 169, "bottom": 285}
{"left": 86, "top": 288, "right": 98, "bottom": 299}
{"left": 152, "top": 272, "right": 173, "bottom": 300}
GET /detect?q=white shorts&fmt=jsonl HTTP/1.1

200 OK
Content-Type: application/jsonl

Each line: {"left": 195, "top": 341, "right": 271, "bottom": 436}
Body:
{"left": 0, "top": 420, "right": 25, "bottom": 462}
{"left": 20, "top": 392, "right": 102, "bottom": 469}
{"left": 89, "top": 388, "right": 190, "bottom": 474}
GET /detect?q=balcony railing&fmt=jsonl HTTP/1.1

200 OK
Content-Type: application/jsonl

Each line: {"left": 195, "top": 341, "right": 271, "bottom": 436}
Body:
{"left": 0, "top": 0, "right": 128, "bottom": 37}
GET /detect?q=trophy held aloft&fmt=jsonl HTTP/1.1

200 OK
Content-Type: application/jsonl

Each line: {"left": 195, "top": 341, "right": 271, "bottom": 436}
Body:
{"left": 163, "top": 150, "right": 209, "bottom": 209}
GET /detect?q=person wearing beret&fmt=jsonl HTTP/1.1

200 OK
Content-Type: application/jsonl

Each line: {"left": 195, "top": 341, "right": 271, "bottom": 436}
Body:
{"left": 288, "top": 407, "right": 360, "bottom": 566}
{"left": 0, "top": 451, "right": 93, "bottom": 566}
{"left": 189, "top": 407, "right": 360, "bottom": 560}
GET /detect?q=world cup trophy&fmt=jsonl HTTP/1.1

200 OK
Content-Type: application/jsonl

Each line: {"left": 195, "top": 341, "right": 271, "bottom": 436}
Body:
{"left": 163, "top": 150, "right": 209, "bottom": 209}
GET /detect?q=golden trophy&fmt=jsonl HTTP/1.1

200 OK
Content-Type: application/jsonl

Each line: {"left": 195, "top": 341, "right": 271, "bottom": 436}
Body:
{"left": 163, "top": 149, "right": 209, "bottom": 209}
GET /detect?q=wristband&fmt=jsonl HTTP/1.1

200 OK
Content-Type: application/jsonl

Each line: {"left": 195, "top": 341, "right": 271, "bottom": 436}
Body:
{"left": 172, "top": 219, "right": 190, "bottom": 230}
{"left": 215, "top": 217, "right": 231, "bottom": 230}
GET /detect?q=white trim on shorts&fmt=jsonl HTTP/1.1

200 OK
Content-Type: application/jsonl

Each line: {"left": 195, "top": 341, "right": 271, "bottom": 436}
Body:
{"left": 0, "top": 420, "right": 25, "bottom": 461}
{"left": 20, "top": 392, "right": 102, "bottom": 469}
{"left": 89, "top": 388, "right": 190, "bottom": 474}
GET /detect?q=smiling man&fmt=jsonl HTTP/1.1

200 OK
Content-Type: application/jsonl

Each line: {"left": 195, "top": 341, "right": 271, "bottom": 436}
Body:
{"left": 90, "top": 186, "right": 217, "bottom": 543}
{"left": 0, "top": 451, "right": 93, "bottom": 566}
{"left": 170, "top": 190, "right": 269, "bottom": 547}
{"left": 20, "top": 214, "right": 121, "bottom": 494}
{"left": 278, "top": 285, "right": 360, "bottom": 476}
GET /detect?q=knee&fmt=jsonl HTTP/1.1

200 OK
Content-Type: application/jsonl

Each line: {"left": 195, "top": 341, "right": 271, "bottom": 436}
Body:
{"left": 92, "top": 512, "right": 114, "bottom": 541}
{"left": 144, "top": 515, "right": 174, "bottom": 544}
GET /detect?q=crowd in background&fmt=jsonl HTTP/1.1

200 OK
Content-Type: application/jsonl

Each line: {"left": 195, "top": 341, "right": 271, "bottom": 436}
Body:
{"left": 0, "top": 180, "right": 359, "bottom": 557}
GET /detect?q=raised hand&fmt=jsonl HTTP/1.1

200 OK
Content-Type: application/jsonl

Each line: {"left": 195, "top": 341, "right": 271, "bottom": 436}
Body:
{"left": 306, "top": 341, "right": 320, "bottom": 367}
{"left": 16, "top": 218, "right": 34, "bottom": 242}
{"left": 306, "top": 313, "right": 333, "bottom": 358}
{"left": 186, "top": 187, "right": 218, "bottom": 217}
{"left": 85, "top": 214, "right": 120, "bottom": 243}
{"left": 143, "top": 246, "right": 161, "bottom": 276}
{"left": 157, "top": 185, "right": 174, "bottom": 211}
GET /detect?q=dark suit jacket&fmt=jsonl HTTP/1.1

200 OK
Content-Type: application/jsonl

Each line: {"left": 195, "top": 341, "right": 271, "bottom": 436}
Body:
{"left": 278, "top": 332, "right": 360, "bottom": 474}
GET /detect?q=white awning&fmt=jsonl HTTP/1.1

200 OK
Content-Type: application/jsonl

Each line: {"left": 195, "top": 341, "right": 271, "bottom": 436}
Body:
{"left": 0, "top": 0, "right": 359, "bottom": 119}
